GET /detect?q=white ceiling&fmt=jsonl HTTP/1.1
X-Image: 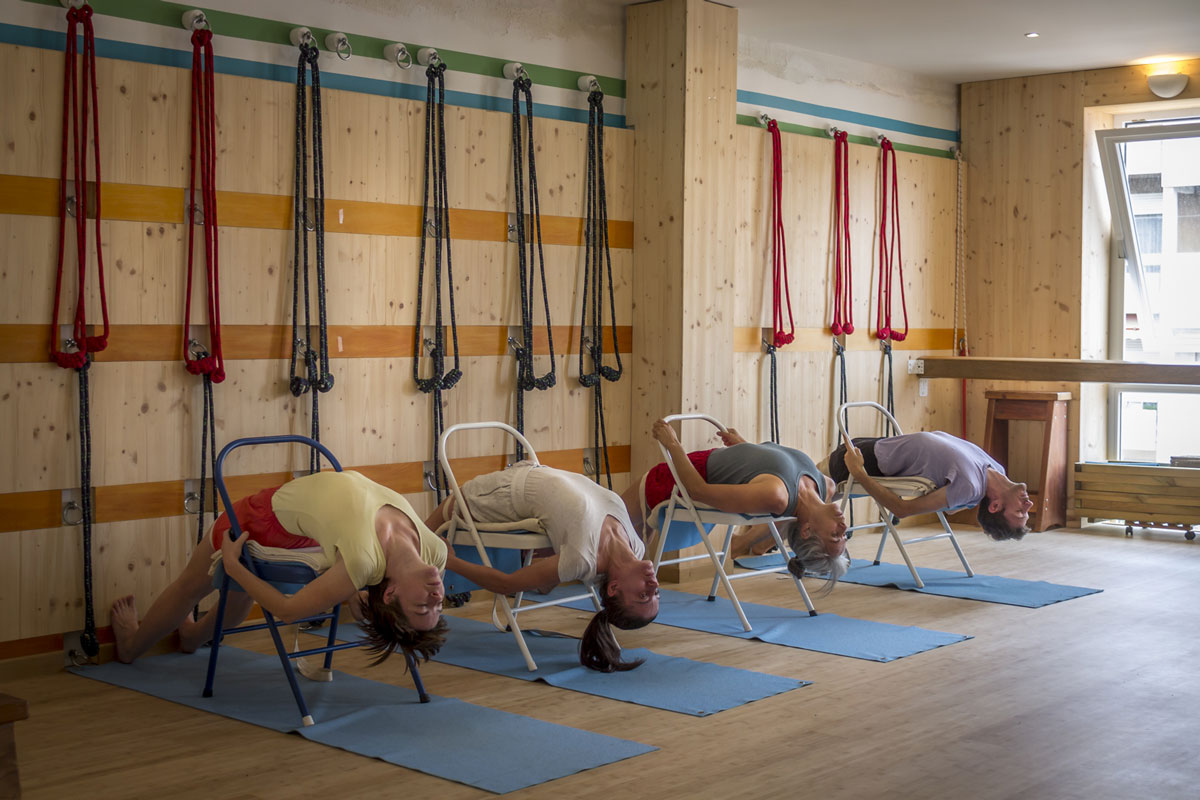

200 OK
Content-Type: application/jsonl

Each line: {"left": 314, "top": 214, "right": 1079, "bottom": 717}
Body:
{"left": 619, "top": 0, "right": 1200, "bottom": 83}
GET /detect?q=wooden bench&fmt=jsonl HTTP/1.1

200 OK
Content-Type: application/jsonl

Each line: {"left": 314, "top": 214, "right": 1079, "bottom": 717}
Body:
{"left": 1074, "top": 462, "right": 1200, "bottom": 539}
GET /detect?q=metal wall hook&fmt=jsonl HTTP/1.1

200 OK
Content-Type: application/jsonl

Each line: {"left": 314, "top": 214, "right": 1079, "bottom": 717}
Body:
{"left": 423, "top": 217, "right": 437, "bottom": 237}
{"left": 828, "top": 125, "right": 841, "bottom": 138}
{"left": 417, "top": 47, "right": 441, "bottom": 68}
{"left": 59, "top": 0, "right": 85, "bottom": 8}
{"left": 422, "top": 337, "right": 437, "bottom": 355}
{"left": 506, "top": 336, "right": 522, "bottom": 355}
{"left": 303, "top": 197, "right": 316, "bottom": 231}
{"left": 759, "top": 112, "right": 772, "bottom": 127}
{"left": 875, "top": 133, "right": 888, "bottom": 144}
{"left": 187, "top": 337, "right": 209, "bottom": 359}
{"left": 289, "top": 27, "right": 316, "bottom": 48}
{"left": 187, "top": 201, "right": 204, "bottom": 225}
{"left": 183, "top": 491, "right": 201, "bottom": 515}
{"left": 325, "top": 32, "right": 352, "bottom": 60}
{"left": 384, "top": 42, "right": 413, "bottom": 70}
{"left": 503, "top": 62, "right": 527, "bottom": 81}
{"left": 61, "top": 488, "right": 84, "bottom": 526}
{"left": 582, "top": 455, "right": 596, "bottom": 476}
{"left": 577, "top": 75, "right": 601, "bottom": 93}
{"left": 181, "top": 9, "right": 209, "bottom": 31}
{"left": 65, "top": 194, "right": 77, "bottom": 219}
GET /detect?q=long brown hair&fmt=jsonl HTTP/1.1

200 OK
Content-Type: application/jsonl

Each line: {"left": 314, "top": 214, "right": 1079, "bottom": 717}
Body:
{"left": 578, "top": 574, "right": 654, "bottom": 672}
{"left": 358, "top": 580, "right": 449, "bottom": 667}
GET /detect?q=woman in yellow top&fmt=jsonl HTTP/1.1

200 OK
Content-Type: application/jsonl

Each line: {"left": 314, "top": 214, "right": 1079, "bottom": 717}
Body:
{"left": 110, "top": 470, "right": 448, "bottom": 667}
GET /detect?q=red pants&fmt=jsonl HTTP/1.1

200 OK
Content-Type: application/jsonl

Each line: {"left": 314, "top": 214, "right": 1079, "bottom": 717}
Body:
{"left": 643, "top": 449, "right": 715, "bottom": 510}
{"left": 209, "top": 486, "right": 318, "bottom": 550}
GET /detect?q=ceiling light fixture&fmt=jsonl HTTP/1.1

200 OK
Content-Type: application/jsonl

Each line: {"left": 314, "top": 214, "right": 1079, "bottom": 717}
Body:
{"left": 1147, "top": 73, "right": 1189, "bottom": 99}
{"left": 1024, "top": 32, "right": 1039, "bottom": 38}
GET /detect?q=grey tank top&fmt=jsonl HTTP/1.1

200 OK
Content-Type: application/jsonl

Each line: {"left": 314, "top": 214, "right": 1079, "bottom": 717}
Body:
{"left": 705, "top": 442, "right": 826, "bottom": 515}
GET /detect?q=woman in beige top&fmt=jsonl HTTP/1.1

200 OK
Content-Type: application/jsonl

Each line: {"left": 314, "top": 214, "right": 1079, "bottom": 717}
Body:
{"left": 110, "top": 470, "right": 448, "bottom": 668}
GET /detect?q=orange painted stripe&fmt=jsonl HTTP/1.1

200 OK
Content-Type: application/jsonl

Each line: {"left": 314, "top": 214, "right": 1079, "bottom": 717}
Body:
{"left": 0, "top": 324, "right": 633, "bottom": 364}
{"left": 0, "top": 446, "right": 631, "bottom": 533}
{"left": 0, "top": 174, "right": 633, "bottom": 248}
{"left": 734, "top": 327, "right": 955, "bottom": 353}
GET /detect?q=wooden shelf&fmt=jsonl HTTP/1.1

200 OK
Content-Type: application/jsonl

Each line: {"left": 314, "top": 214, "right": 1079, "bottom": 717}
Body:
{"left": 917, "top": 356, "right": 1200, "bottom": 385}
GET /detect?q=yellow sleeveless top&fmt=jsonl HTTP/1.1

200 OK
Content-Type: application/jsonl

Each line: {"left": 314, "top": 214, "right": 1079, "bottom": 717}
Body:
{"left": 270, "top": 470, "right": 446, "bottom": 589}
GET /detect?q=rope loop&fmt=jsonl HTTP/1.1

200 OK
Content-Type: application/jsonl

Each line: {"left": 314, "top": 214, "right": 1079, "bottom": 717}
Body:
{"left": 510, "top": 72, "right": 556, "bottom": 458}
{"left": 875, "top": 136, "right": 908, "bottom": 343}
{"left": 830, "top": 129, "right": 853, "bottom": 336}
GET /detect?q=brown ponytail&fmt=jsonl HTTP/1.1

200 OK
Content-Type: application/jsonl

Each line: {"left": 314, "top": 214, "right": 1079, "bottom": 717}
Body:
{"left": 578, "top": 574, "right": 654, "bottom": 672}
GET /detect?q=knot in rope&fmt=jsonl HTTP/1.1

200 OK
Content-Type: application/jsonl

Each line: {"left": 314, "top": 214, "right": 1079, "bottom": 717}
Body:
{"left": 53, "top": 350, "right": 88, "bottom": 370}
{"left": 289, "top": 375, "right": 310, "bottom": 396}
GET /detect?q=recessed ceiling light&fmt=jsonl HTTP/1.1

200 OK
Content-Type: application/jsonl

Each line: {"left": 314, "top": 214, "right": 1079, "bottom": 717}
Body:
{"left": 1025, "top": 32, "right": 1040, "bottom": 38}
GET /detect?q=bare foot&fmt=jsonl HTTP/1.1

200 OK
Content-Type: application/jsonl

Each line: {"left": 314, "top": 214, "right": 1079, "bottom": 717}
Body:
{"left": 110, "top": 595, "right": 139, "bottom": 664}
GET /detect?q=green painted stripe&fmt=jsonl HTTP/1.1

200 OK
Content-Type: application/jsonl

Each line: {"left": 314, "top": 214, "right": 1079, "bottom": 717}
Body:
{"left": 24, "top": 0, "right": 626, "bottom": 97}
{"left": 736, "top": 115, "right": 955, "bottom": 160}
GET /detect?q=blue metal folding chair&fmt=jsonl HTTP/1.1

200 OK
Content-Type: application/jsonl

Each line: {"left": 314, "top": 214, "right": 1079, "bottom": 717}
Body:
{"left": 202, "top": 434, "right": 429, "bottom": 727}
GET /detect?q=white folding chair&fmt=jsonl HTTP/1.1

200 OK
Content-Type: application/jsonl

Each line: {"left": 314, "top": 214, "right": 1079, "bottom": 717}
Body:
{"left": 438, "top": 421, "right": 601, "bottom": 671}
{"left": 834, "top": 401, "right": 974, "bottom": 588}
{"left": 647, "top": 413, "right": 818, "bottom": 632}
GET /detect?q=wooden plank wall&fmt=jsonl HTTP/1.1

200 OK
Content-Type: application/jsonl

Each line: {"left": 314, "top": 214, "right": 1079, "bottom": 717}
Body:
{"left": 960, "top": 58, "right": 1200, "bottom": 500}
{"left": 731, "top": 128, "right": 961, "bottom": 460}
{"left": 0, "top": 42, "right": 635, "bottom": 649}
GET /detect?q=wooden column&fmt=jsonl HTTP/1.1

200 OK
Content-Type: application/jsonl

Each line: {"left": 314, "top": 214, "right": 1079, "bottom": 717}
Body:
{"left": 626, "top": 0, "right": 738, "bottom": 472}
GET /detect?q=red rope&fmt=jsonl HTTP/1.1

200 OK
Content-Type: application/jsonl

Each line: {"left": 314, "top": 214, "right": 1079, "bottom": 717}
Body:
{"left": 50, "top": 4, "right": 108, "bottom": 368}
{"left": 830, "top": 130, "right": 854, "bottom": 336}
{"left": 875, "top": 137, "right": 908, "bottom": 342}
{"left": 183, "top": 28, "right": 225, "bottom": 382}
{"left": 766, "top": 120, "right": 794, "bottom": 347}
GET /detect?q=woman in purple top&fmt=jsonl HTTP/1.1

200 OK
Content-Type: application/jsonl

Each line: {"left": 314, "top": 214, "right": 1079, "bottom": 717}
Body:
{"left": 826, "top": 431, "right": 1033, "bottom": 541}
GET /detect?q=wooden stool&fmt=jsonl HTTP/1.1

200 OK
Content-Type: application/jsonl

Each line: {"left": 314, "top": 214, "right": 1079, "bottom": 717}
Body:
{"left": 983, "top": 391, "right": 1071, "bottom": 532}
{"left": 0, "top": 693, "right": 29, "bottom": 798}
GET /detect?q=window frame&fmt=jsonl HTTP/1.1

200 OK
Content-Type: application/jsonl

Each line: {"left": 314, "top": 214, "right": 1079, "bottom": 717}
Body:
{"left": 1095, "top": 118, "right": 1200, "bottom": 463}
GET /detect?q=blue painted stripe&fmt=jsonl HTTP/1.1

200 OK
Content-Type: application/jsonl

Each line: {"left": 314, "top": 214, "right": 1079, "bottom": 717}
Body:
{"left": 0, "top": 21, "right": 626, "bottom": 128}
{"left": 737, "top": 88, "right": 958, "bottom": 142}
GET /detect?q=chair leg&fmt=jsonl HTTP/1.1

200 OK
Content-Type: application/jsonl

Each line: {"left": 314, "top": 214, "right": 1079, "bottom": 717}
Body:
{"left": 323, "top": 604, "right": 340, "bottom": 671}
{"left": 406, "top": 651, "right": 430, "bottom": 703}
{"left": 263, "top": 609, "right": 314, "bottom": 726}
{"left": 202, "top": 577, "right": 233, "bottom": 699}
{"left": 883, "top": 512, "right": 924, "bottom": 588}
{"left": 939, "top": 512, "right": 975, "bottom": 576}
{"left": 768, "top": 521, "right": 817, "bottom": 616}
{"left": 691, "top": 517, "right": 751, "bottom": 631}
{"left": 493, "top": 595, "right": 537, "bottom": 672}
{"left": 873, "top": 512, "right": 889, "bottom": 565}
{"left": 708, "top": 526, "right": 735, "bottom": 601}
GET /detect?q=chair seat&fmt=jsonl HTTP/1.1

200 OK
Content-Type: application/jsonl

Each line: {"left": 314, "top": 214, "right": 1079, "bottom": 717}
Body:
{"left": 835, "top": 477, "right": 938, "bottom": 501}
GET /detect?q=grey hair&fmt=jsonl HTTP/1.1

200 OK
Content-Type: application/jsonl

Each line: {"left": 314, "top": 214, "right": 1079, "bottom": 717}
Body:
{"left": 780, "top": 520, "right": 850, "bottom": 596}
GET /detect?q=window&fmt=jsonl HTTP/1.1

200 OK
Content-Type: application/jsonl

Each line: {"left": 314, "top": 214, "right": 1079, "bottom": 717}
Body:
{"left": 1096, "top": 114, "right": 1200, "bottom": 463}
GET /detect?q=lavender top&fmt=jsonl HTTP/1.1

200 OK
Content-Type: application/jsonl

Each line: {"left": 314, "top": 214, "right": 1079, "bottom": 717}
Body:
{"left": 874, "top": 431, "right": 1003, "bottom": 509}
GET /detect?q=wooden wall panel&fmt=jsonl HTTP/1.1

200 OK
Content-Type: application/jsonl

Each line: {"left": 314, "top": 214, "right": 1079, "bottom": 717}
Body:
{"left": 960, "top": 57, "right": 1200, "bottom": 499}
{"left": 0, "top": 36, "right": 635, "bottom": 649}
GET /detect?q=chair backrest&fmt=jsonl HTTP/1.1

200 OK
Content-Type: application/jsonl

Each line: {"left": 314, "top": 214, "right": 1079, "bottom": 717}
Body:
{"left": 214, "top": 435, "right": 343, "bottom": 544}
{"left": 835, "top": 401, "right": 904, "bottom": 447}
{"left": 438, "top": 421, "right": 539, "bottom": 506}
{"left": 652, "top": 414, "right": 729, "bottom": 544}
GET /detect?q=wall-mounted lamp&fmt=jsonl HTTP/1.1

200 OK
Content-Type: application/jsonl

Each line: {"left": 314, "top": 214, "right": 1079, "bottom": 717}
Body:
{"left": 1147, "top": 73, "right": 1188, "bottom": 99}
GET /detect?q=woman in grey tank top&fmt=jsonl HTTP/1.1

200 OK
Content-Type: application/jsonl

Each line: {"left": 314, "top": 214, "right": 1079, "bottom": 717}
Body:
{"left": 620, "top": 420, "right": 851, "bottom": 588}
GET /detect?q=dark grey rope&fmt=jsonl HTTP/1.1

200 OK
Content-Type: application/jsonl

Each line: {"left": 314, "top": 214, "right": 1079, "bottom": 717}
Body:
{"left": 511, "top": 75, "right": 555, "bottom": 460}
{"left": 412, "top": 60, "right": 461, "bottom": 501}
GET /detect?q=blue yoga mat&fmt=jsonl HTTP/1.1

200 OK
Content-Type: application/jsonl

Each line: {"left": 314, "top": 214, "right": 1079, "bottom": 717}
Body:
{"left": 308, "top": 616, "right": 808, "bottom": 716}
{"left": 72, "top": 647, "right": 653, "bottom": 794}
{"left": 542, "top": 586, "right": 968, "bottom": 662}
{"left": 734, "top": 554, "right": 1103, "bottom": 608}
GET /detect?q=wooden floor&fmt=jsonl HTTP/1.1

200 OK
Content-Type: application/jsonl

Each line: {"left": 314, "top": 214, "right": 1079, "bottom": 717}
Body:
{"left": 5, "top": 523, "right": 1199, "bottom": 799}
